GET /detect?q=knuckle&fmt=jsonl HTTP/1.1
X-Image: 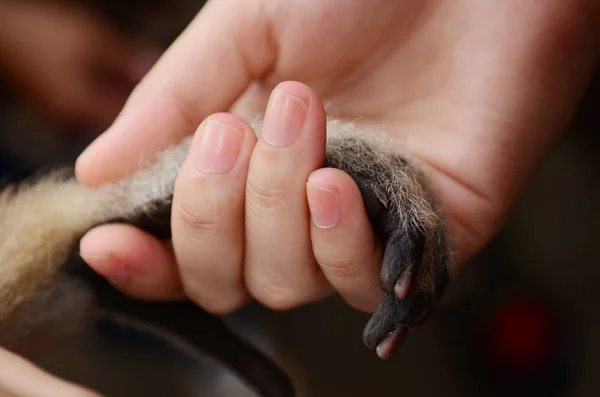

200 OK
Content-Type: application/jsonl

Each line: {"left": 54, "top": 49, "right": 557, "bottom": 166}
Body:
{"left": 246, "top": 175, "right": 288, "bottom": 213}
{"left": 318, "top": 254, "right": 365, "bottom": 281}
{"left": 172, "top": 198, "right": 225, "bottom": 234}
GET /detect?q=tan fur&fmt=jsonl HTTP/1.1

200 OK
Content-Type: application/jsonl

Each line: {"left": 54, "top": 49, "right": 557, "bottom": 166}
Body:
{"left": 324, "top": 120, "right": 448, "bottom": 297}
{"left": 0, "top": 117, "right": 448, "bottom": 350}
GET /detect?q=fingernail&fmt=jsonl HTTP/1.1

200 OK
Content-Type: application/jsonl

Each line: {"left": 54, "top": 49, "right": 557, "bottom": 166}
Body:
{"left": 307, "top": 183, "right": 340, "bottom": 228}
{"left": 80, "top": 252, "right": 129, "bottom": 282}
{"left": 195, "top": 120, "right": 243, "bottom": 173}
{"left": 376, "top": 328, "right": 406, "bottom": 360}
{"left": 263, "top": 89, "right": 307, "bottom": 147}
{"left": 394, "top": 268, "right": 413, "bottom": 300}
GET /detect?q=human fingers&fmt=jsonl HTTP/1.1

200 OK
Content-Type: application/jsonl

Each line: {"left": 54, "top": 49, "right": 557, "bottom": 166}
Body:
{"left": 306, "top": 168, "right": 385, "bottom": 313}
{"left": 0, "top": 347, "right": 103, "bottom": 397}
{"left": 76, "top": 0, "right": 276, "bottom": 186}
{"left": 79, "top": 224, "right": 183, "bottom": 301}
{"left": 244, "top": 81, "right": 331, "bottom": 310}
{"left": 171, "top": 113, "right": 257, "bottom": 314}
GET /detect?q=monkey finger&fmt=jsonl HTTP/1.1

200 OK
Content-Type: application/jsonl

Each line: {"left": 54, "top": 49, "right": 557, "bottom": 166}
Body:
{"left": 307, "top": 168, "right": 385, "bottom": 313}
{"left": 79, "top": 224, "right": 184, "bottom": 301}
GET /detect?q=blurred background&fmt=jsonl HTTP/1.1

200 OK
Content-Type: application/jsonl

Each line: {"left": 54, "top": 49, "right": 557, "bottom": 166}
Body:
{"left": 1, "top": 1, "right": 599, "bottom": 396}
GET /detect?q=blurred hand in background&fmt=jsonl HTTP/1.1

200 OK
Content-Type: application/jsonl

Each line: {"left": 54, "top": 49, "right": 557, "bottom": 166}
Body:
{"left": 0, "top": 1, "right": 159, "bottom": 129}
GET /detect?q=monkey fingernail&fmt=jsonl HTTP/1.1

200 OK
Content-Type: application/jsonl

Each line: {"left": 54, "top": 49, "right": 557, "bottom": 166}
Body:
{"left": 394, "top": 268, "right": 413, "bottom": 300}
{"left": 375, "top": 327, "right": 406, "bottom": 360}
{"left": 79, "top": 252, "right": 129, "bottom": 282}
{"left": 307, "top": 183, "right": 340, "bottom": 228}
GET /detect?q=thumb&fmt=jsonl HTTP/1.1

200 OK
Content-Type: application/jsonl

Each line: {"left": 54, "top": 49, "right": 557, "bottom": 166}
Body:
{"left": 75, "top": 0, "right": 276, "bottom": 186}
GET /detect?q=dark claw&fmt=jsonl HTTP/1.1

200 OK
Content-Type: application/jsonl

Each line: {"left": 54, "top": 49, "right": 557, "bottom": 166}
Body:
{"left": 351, "top": 175, "right": 426, "bottom": 297}
{"left": 362, "top": 293, "right": 428, "bottom": 352}
{"left": 351, "top": 175, "right": 451, "bottom": 359}
{"left": 375, "top": 327, "right": 406, "bottom": 360}
{"left": 362, "top": 237, "right": 451, "bottom": 357}
{"left": 380, "top": 232, "right": 424, "bottom": 297}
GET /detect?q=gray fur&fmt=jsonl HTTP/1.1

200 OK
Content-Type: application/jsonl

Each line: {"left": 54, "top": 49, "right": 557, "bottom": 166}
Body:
{"left": 0, "top": 116, "right": 452, "bottom": 363}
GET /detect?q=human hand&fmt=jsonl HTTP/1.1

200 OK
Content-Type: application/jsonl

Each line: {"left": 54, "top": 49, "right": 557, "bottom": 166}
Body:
{"left": 75, "top": 1, "right": 599, "bottom": 314}
{"left": 0, "top": 2, "right": 157, "bottom": 127}
{"left": 0, "top": 347, "right": 102, "bottom": 397}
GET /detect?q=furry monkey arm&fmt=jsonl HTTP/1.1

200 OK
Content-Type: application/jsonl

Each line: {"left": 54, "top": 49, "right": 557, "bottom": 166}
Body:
{"left": 0, "top": 117, "right": 452, "bottom": 366}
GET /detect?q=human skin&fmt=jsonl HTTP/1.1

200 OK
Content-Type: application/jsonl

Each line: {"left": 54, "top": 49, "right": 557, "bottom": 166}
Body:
{"left": 0, "top": 1, "right": 598, "bottom": 394}
{"left": 75, "top": 0, "right": 599, "bottom": 314}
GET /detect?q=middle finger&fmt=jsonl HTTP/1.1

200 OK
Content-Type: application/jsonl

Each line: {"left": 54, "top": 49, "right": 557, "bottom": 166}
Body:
{"left": 244, "top": 82, "right": 331, "bottom": 310}
{"left": 172, "top": 113, "right": 256, "bottom": 314}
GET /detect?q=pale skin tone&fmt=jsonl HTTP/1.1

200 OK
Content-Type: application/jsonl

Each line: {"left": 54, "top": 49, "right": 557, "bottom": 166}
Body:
{"left": 2, "top": 0, "right": 600, "bottom": 393}
{"left": 76, "top": 0, "right": 600, "bottom": 313}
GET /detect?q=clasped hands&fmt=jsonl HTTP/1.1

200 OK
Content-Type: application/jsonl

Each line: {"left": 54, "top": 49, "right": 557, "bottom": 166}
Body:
{"left": 76, "top": 0, "right": 598, "bottom": 321}
{"left": 81, "top": 81, "right": 387, "bottom": 315}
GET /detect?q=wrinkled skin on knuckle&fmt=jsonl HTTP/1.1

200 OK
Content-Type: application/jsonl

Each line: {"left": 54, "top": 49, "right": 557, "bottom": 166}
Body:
{"left": 319, "top": 255, "right": 366, "bottom": 282}
{"left": 246, "top": 175, "right": 289, "bottom": 213}
{"left": 172, "top": 199, "right": 226, "bottom": 235}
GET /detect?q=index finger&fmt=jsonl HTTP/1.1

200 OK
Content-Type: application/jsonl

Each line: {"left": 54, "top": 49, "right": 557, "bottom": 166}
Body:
{"left": 75, "top": 0, "right": 276, "bottom": 187}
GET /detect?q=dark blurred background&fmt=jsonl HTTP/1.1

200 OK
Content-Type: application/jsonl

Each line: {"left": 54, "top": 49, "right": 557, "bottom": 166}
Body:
{"left": 1, "top": 1, "right": 599, "bottom": 396}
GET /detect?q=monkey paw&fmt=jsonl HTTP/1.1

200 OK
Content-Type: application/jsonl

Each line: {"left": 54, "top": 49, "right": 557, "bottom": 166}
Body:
{"left": 357, "top": 171, "right": 451, "bottom": 359}
{"left": 324, "top": 129, "right": 453, "bottom": 359}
